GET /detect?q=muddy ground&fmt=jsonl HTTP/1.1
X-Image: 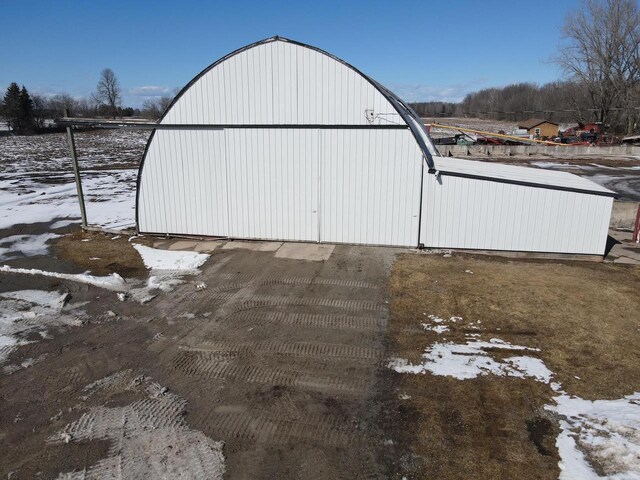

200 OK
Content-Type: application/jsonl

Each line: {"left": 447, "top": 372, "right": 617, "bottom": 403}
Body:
{"left": 0, "top": 240, "right": 401, "bottom": 479}
{"left": 1, "top": 235, "right": 639, "bottom": 478}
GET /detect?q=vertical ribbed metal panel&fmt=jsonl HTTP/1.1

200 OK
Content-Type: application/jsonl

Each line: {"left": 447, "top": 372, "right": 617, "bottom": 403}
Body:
{"left": 138, "top": 130, "right": 229, "bottom": 236}
{"left": 161, "top": 41, "right": 394, "bottom": 125}
{"left": 419, "top": 170, "right": 612, "bottom": 254}
{"left": 225, "top": 129, "right": 319, "bottom": 241}
{"left": 319, "top": 129, "right": 423, "bottom": 246}
{"left": 139, "top": 127, "right": 424, "bottom": 245}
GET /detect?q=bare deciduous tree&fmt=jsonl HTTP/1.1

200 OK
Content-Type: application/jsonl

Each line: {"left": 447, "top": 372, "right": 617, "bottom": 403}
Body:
{"left": 49, "top": 93, "right": 77, "bottom": 115}
{"left": 554, "top": 0, "right": 640, "bottom": 132}
{"left": 92, "top": 68, "right": 122, "bottom": 118}
{"left": 141, "top": 95, "right": 174, "bottom": 119}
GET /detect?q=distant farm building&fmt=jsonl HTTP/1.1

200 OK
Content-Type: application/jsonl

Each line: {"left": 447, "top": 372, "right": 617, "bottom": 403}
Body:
{"left": 518, "top": 119, "right": 559, "bottom": 137}
{"left": 136, "top": 36, "right": 614, "bottom": 254}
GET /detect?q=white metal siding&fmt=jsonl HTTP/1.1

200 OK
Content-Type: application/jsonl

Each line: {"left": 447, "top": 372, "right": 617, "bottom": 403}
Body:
{"left": 162, "top": 41, "right": 395, "bottom": 125}
{"left": 319, "top": 129, "right": 423, "bottom": 246}
{"left": 139, "top": 128, "right": 421, "bottom": 245}
{"left": 138, "top": 129, "right": 229, "bottom": 236}
{"left": 419, "top": 169, "right": 613, "bottom": 254}
{"left": 225, "top": 129, "right": 319, "bottom": 241}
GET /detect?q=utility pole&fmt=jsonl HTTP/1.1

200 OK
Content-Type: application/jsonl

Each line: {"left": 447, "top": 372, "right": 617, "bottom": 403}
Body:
{"left": 64, "top": 109, "right": 87, "bottom": 228}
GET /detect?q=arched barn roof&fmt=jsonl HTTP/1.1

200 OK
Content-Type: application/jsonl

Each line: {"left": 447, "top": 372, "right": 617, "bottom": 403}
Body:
{"left": 136, "top": 37, "right": 437, "bottom": 226}
{"left": 157, "top": 36, "right": 435, "bottom": 158}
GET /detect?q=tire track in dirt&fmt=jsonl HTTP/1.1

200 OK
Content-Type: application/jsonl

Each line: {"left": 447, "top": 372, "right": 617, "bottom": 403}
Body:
{"left": 203, "top": 411, "right": 362, "bottom": 447}
{"left": 208, "top": 276, "right": 379, "bottom": 293}
{"left": 169, "top": 351, "right": 370, "bottom": 393}
{"left": 52, "top": 372, "right": 226, "bottom": 480}
{"left": 215, "top": 295, "right": 385, "bottom": 312}
{"left": 182, "top": 341, "right": 384, "bottom": 360}
{"left": 231, "top": 311, "right": 387, "bottom": 331}
{"left": 146, "top": 248, "right": 391, "bottom": 478}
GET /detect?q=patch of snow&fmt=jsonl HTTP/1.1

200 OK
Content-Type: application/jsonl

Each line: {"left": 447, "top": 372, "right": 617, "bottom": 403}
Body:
{"left": 531, "top": 161, "right": 584, "bottom": 170}
{"left": 146, "top": 274, "right": 183, "bottom": 292}
{"left": 0, "top": 289, "right": 76, "bottom": 364}
{"left": 0, "top": 289, "right": 68, "bottom": 323}
{"left": 422, "top": 323, "right": 449, "bottom": 334}
{"left": 504, "top": 356, "right": 553, "bottom": 383}
{"left": 133, "top": 244, "right": 209, "bottom": 272}
{"left": 421, "top": 315, "right": 465, "bottom": 334}
{"left": 0, "top": 233, "right": 61, "bottom": 261}
{"left": 3, "top": 353, "right": 48, "bottom": 374}
{"left": 50, "top": 219, "right": 79, "bottom": 229}
{"left": 0, "top": 265, "right": 126, "bottom": 291}
{"left": 547, "top": 393, "right": 640, "bottom": 480}
{"left": 389, "top": 338, "right": 544, "bottom": 381}
{"left": 123, "top": 245, "right": 211, "bottom": 301}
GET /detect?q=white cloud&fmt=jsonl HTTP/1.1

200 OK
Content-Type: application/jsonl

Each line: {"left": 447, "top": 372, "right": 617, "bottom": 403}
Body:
{"left": 128, "top": 85, "right": 173, "bottom": 97}
{"left": 387, "top": 80, "right": 488, "bottom": 103}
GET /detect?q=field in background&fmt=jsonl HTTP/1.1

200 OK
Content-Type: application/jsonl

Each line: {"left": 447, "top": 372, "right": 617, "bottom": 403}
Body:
{"left": 0, "top": 130, "right": 149, "bottom": 232}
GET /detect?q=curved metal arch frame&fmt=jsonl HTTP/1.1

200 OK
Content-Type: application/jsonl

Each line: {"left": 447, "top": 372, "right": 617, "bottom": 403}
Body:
{"left": 134, "top": 36, "right": 436, "bottom": 231}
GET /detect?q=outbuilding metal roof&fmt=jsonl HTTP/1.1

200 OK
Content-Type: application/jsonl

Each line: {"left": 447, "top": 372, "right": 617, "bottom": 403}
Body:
{"left": 432, "top": 156, "right": 616, "bottom": 197}
{"left": 518, "top": 118, "right": 559, "bottom": 129}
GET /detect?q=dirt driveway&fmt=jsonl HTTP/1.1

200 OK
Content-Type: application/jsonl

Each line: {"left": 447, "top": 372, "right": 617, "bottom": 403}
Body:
{"left": 2, "top": 235, "right": 640, "bottom": 479}
{"left": 0, "top": 242, "right": 398, "bottom": 479}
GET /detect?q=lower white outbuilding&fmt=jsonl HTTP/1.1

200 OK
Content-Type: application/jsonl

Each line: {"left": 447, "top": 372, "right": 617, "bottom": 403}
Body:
{"left": 136, "top": 36, "right": 614, "bottom": 255}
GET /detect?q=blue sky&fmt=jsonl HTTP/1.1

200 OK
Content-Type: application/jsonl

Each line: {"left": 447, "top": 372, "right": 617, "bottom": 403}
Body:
{"left": 0, "top": 0, "right": 580, "bottom": 107}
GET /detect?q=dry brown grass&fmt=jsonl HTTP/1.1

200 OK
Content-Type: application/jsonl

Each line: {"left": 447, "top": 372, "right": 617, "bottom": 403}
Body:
{"left": 53, "top": 230, "right": 152, "bottom": 277}
{"left": 388, "top": 252, "right": 640, "bottom": 479}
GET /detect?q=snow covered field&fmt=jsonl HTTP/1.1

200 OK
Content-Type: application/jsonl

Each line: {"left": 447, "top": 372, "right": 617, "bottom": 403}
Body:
{"left": 0, "top": 130, "right": 149, "bottom": 231}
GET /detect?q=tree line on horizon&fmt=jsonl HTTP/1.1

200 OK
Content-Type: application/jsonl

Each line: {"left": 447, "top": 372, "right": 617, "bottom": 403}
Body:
{"left": 410, "top": 80, "right": 628, "bottom": 125}
{"left": 412, "top": 0, "right": 639, "bottom": 135}
{"left": 2, "top": 0, "right": 637, "bottom": 135}
{"left": 0, "top": 68, "right": 173, "bottom": 134}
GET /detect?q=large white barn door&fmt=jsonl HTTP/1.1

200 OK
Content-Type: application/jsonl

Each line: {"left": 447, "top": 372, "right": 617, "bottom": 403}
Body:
{"left": 318, "top": 129, "right": 423, "bottom": 247}
{"left": 225, "top": 129, "right": 319, "bottom": 242}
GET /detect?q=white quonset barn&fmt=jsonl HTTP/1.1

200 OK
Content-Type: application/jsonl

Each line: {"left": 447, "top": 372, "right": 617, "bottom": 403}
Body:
{"left": 136, "top": 36, "right": 615, "bottom": 255}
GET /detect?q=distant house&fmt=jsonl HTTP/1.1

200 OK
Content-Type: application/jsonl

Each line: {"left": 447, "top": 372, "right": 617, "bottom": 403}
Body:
{"left": 518, "top": 118, "right": 559, "bottom": 137}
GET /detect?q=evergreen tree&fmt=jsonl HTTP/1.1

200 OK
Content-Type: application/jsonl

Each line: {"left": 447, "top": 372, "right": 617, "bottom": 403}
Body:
{"left": 19, "top": 86, "right": 34, "bottom": 133}
{"left": 1, "top": 83, "right": 36, "bottom": 134}
{"left": 2, "top": 82, "right": 21, "bottom": 132}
